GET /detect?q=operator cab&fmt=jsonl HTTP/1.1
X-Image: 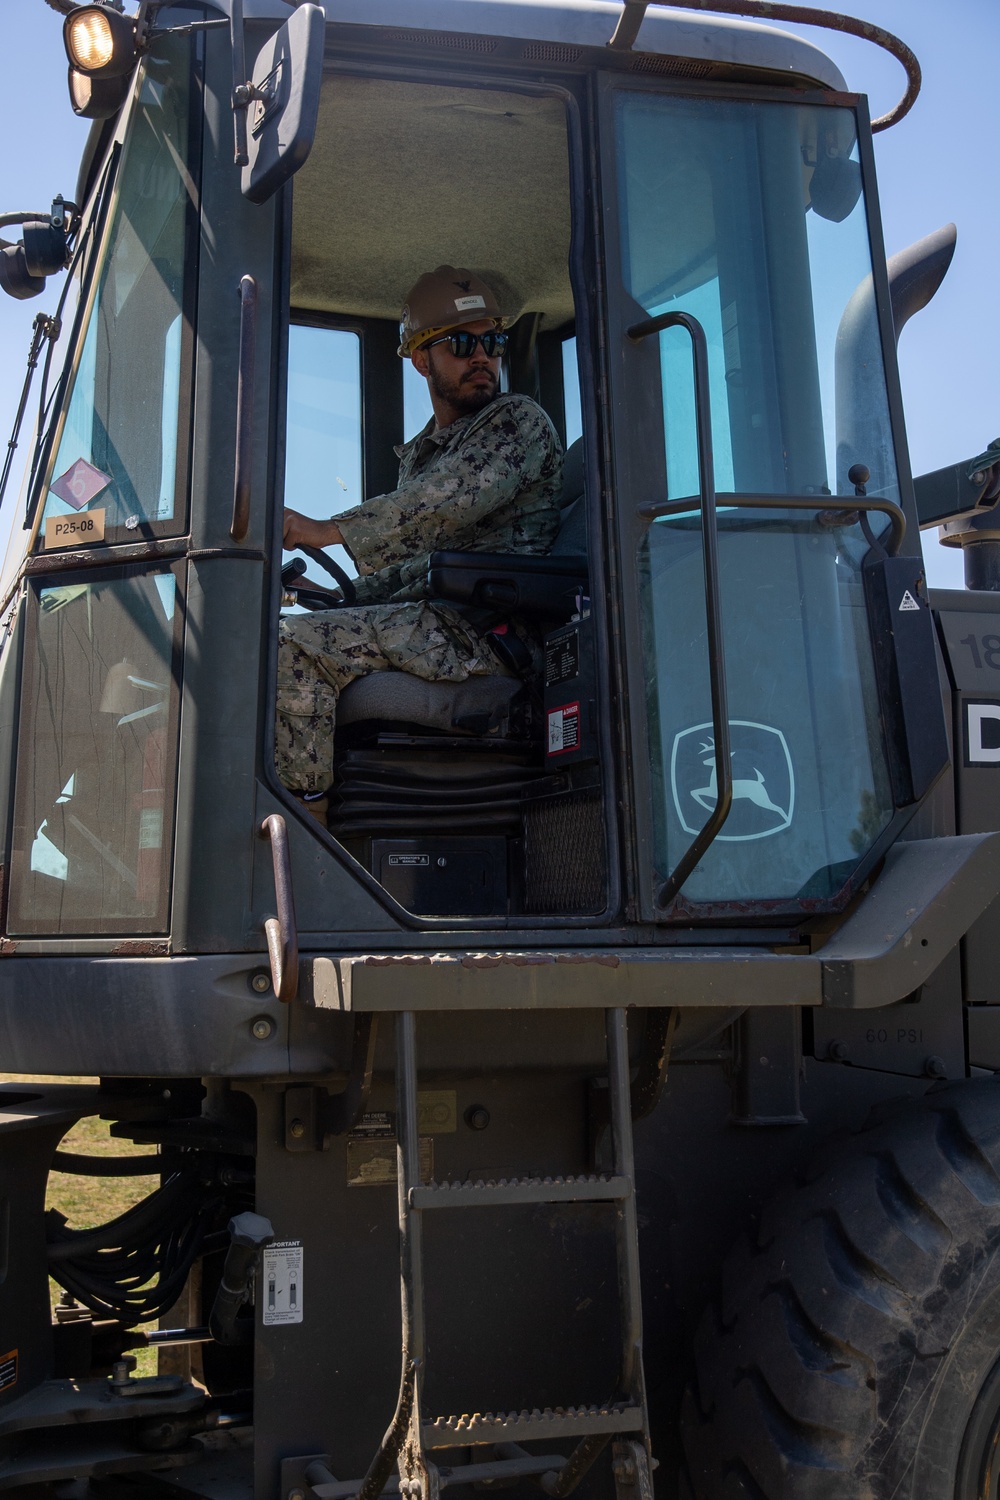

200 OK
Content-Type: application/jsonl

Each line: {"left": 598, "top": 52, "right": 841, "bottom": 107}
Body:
{"left": 276, "top": 29, "right": 939, "bottom": 927}
{"left": 280, "top": 73, "right": 599, "bottom": 919}
{"left": 1, "top": 2, "right": 947, "bottom": 944}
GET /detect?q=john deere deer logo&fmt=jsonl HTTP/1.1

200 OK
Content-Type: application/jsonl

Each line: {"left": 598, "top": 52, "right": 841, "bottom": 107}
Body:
{"left": 671, "top": 721, "right": 794, "bottom": 841}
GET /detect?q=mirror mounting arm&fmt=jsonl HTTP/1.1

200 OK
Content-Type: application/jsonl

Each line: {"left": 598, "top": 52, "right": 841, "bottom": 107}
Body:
{"left": 230, "top": 0, "right": 282, "bottom": 167}
{"left": 230, "top": 0, "right": 251, "bottom": 166}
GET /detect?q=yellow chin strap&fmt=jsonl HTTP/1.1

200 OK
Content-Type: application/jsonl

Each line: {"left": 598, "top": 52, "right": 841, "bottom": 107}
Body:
{"left": 402, "top": 325, "right": 452, "bottom": 359}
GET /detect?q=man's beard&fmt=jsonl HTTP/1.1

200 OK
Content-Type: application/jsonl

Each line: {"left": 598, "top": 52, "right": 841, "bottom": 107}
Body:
{"left": 428, "top": 357, "right": 499, "bottom": 417}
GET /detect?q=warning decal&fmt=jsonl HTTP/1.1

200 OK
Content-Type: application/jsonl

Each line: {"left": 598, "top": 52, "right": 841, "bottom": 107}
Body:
{"left": 548, "top": 701, "right": 580, "bottom": 755}
{"left": 898, "top": 590, "right": 920, "bottom": 612}
{"left": 262, "top": 1241, "right": 303, "bottom": 1327}
{"left": 0, "top": 1350, "right": 16, "bottom": 1394}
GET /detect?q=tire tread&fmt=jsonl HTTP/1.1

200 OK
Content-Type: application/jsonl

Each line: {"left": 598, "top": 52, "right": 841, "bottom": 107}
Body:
{"left": 682, "top": 1079, "right": 1000, "bottom": 1500}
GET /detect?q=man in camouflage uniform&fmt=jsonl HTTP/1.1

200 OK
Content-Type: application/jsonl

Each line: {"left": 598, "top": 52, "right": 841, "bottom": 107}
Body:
{"left": 278, "top": 265, "right": 564, "bottom": 796}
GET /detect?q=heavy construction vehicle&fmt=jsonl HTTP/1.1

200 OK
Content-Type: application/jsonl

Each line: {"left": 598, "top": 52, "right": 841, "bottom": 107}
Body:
{"left": 0, "top": 0, "right": 998, "bottom": 1495}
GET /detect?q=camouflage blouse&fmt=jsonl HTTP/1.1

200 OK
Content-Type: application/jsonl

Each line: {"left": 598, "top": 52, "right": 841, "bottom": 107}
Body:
{"left": 336, "top": 393, "right": 564, "bottom": 605}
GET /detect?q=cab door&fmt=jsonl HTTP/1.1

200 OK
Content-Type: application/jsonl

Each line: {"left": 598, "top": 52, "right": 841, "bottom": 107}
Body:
{"left": 597, "top": 75, "right": 943, "bottom": 922}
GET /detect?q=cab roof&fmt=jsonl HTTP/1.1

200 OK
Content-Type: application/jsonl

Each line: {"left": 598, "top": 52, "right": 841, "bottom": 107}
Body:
{"left": 227, "top": 0, "right": 848, "bottom": 91}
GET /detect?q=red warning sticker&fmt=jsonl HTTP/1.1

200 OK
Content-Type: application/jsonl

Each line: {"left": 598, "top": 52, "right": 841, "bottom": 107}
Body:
{"left": 0, "top": 1349, "right": 17, "bottom": 1395}
{"left": 547, "top": 700, "right": 580, "bottom": 756}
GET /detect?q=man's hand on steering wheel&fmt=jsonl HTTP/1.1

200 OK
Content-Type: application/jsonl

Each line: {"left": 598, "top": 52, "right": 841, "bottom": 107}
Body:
{"left": 282, "top": 508, "right": 359, "bottom": 606}
{"left": 283, "top": 507, "right": 345, "bottom": 552}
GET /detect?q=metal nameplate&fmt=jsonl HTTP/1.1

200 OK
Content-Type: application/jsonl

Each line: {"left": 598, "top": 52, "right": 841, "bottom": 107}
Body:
{"left": 44, "top": 508, "right": 105, "bottom": 549}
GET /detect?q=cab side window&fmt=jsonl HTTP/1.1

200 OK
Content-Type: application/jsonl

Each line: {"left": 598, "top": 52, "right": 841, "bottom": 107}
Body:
{"left": 284, "top": 324, "right": 363, "bottom": 585}
{"left": 562, "top": 336, "right": 583, "bottom": 449}
{"left": 402, "top": 354, "right": 434, "bottom": 443}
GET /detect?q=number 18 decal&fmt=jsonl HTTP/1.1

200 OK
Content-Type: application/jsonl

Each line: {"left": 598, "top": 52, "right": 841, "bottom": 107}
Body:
{"left": 959, "top": 634, "right": 1000, "bottom": 670}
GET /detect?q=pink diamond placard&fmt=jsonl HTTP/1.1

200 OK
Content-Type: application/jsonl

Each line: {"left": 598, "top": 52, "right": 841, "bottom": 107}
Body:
{"left": 49, "top": 457, "right": 112, "bottom": 511}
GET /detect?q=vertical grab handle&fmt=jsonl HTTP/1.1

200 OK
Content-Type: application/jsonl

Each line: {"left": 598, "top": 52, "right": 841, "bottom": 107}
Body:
{"left": 260, "top": 814, "right": 298, "bottom": 1002}
{"left": 231, "top": 274, "right": 257, "bottom": 541}
{"left": 626, "top": 309, "right": 732, "bottom": 907}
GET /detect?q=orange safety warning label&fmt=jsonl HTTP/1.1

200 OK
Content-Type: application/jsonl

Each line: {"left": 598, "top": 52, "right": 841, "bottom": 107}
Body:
{"left": 0, "top": 1350, "right": 17, "bottom": 1394}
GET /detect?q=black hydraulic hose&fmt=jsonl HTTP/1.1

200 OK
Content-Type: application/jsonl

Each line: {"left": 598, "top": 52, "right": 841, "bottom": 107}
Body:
{"left": 609, "top": 0, "right": 921, "bottom": 131}
{"left": 51, "top": 1150, "right": 163, "bottom": 1177}
{"left": 46, "top": 1171, "right": 200, "bottom": 1261}
{"left": 0, "top": 207, "right": 78, "bottom": 231}
{"left": 45, "top": 1153, "right": 249, "bottom": 1326}
{"left": 51, "top": 1194, "right": 225, "bottom": 1325}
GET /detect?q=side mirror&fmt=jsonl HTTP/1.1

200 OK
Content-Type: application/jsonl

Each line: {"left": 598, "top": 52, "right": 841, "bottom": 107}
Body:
{"left": 239, "top": 4, "right": 325, "bottom": 206}
{"left": 809, "top": 152, "right": 863, "bottom": 224}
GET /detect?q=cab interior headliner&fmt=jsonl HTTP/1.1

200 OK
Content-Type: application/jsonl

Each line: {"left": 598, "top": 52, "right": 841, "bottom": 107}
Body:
{"left": 291, "top": 75, "right": 574, "bottom": 331}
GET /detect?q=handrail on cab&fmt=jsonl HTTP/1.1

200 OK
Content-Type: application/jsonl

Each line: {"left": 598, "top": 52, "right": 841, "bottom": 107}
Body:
{"left": 637, "top": 493, "right": 906, "bottom": 556}
{"left": 627, "top": 310, "right": 732, "bottom": 908}
{"left": 259, "top": 813, "right": 299, "bottom": 1003}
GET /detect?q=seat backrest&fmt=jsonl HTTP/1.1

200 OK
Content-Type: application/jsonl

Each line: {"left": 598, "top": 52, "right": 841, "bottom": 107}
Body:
{"left": 551, "top": 436, "right": 586, "bottom": 557}
{"left": 338, "top": 671, "right": 523, "bottom": 735}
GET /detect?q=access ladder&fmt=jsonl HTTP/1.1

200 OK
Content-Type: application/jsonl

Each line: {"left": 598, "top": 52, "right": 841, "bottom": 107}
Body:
{"left": 298, "top": 1008, "right": 654, "bottom": 1500}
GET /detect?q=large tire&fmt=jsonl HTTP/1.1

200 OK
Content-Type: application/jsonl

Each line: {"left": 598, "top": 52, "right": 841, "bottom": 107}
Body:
{"left": 682, "top": 1079, "right": 1000, "bottom": 1499}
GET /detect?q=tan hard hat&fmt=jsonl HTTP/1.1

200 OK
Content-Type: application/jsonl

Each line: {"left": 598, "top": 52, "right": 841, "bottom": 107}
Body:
{"left": 398, "top": 265, "right": 506, "bottom": 358}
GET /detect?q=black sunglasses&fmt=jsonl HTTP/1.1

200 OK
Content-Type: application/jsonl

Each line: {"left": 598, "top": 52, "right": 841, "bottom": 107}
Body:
{"left": 424, "top": 330, "right": 508, "bottom": 359}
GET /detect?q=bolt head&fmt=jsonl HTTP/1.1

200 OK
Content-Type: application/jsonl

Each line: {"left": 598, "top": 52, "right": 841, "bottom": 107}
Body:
{"left": 465, "top": 1105, "right": 490, "bottom": 1131}
{"left": 250, "top": 971, "right": 271, "bottom": 994}
{"left": 289, "top": 1118, "right": 306, "bottom": 1139}
{"left": 252, "top": 1016, "right": 274, "bottom": 1040}
{"left": 111, "top": 1354, "right": 137, "bottom": 1384}
{"left": 925, "top": 1055, "right": 948, "bottom": 1080}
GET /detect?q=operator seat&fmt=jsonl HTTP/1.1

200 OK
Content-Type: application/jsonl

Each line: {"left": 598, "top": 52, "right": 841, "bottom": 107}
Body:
{"left": 328, "top": 437, "right": 588, "bottom": 847}
{"left": 334, "top": 435, "right": 586, "bottom": 742}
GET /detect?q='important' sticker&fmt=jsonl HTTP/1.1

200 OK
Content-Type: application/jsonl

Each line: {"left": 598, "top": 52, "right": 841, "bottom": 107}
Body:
{"left": 261, "top": 1241, "right": 303, "bottom": 1326}
{"left": 0, "top": 1350, "right": 17, "bottom": 1394}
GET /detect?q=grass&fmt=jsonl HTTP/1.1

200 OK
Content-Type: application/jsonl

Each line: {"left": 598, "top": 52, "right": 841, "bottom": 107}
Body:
{"left": 1, "top": 1073, "right": 163, "bottom": 1375}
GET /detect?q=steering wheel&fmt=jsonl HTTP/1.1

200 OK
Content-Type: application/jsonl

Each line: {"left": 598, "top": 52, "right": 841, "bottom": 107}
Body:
{"left": 299, "top": 544, "right": 358, "bottom": 606}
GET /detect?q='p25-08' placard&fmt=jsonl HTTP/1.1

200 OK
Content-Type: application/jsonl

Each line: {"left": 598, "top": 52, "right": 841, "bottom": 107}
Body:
{"left": 44, "top": 509, "right": 105, "bottom": 549}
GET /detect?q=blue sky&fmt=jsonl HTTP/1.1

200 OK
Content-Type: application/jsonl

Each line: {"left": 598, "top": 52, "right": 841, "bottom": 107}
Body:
{"left": 0, "top": 0, "right": 995, "bottom": 589}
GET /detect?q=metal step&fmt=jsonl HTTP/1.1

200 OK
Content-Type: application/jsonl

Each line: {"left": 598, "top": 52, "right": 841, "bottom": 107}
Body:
{"left": 422, "top": 1402, "right": 644, "bottom": 1448}
{"left": 303, "top": 1452, "right": 568, "bottom": 1498}
{"left": 409, "top": 1173, "right": 629, "bottom": 1209}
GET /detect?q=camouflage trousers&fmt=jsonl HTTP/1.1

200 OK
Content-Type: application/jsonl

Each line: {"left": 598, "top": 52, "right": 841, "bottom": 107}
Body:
{"left": 276, "top": 602, "right": 497, "bottom": 794}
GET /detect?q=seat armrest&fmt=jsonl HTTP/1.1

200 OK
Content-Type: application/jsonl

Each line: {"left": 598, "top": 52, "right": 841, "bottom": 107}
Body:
{"left": 427, "top": 551, "right": 589, "bottom": 618}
